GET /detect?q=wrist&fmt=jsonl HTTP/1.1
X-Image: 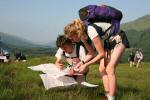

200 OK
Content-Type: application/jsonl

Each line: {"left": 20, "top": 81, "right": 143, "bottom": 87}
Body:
{"left": 81, "top": 60, "right": 85, "bottom": 64}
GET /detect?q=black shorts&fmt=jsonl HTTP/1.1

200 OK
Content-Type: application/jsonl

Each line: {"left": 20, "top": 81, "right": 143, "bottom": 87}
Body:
{"left": 107, "top": 30, "right": 130, "bottom": 50}
{"left": 129, "top": 58, "right": 134, "bottom": 62}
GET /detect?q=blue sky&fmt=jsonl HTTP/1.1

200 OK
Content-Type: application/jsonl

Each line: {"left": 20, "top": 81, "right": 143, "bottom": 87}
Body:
{"left": 0, "top": 0, "right": 150, "bottom": 44}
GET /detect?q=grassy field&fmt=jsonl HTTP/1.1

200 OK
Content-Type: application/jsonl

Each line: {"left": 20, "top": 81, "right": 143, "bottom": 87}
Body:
{"left": 0, "top": 56, "right": 150, "bottom": 100}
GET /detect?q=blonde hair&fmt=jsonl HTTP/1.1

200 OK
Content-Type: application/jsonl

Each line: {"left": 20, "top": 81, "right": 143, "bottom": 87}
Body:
{"left": 64, "top": 19, "right": 88, "bottom": 39}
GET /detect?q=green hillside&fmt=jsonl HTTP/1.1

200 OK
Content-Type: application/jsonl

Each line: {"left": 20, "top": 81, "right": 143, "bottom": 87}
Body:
{"left": 0, "top": 32, "right": 40, "bottom": 48}
{"left": 121, "top": 15, "right": 150, "bottom": 61}
{"left": 0, "top": 32, "right": 57, "bottom": 57}
{"left": 121, "top": 15, "right": 150, "bottom": 31}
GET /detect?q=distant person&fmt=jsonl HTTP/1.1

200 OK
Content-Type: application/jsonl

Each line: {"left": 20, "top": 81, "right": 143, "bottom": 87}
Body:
{"left": 4, "top": 51, "right": 10, "bottom": 60}
{"left": 128, "top": 49, "right": 135, "bottom": 67}
{"left": 15, "top": 52, "right": 21, "bottom": 62}
{"left": 20, "top": 54, "right": 27, "bottom": 62}
{"left": 0, "top": 50, "right": 10, "bottom": 63}
{"left": 15, "top": 52, "right": 27, "bottom": 62}
{"left": 135, "top": 48, "right": 143, "bottom": 68}
{"left": 55, "top": 35, "right": 88, "bottom": 83}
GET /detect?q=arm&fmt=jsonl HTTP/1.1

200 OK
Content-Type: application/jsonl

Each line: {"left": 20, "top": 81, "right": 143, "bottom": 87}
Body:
{"left": 85, "top": 36, "right": 104, "bottom": 66}
{"left": 74, "top": 38, "right": 95, "bottom": 69}
{"left": 55, "top": 58, "right": 64, "bottom": 70}
{"left": 55, "top": 48, "right": 65, "bottom": 70}
{"left": 81, "top": 37, "right": 95, "bottom": 63}
{"left": 84, "top": 24, "right": 106, "bottom": 65}
{"left": 78, "top": 36, "right": 104, "bottom": 73}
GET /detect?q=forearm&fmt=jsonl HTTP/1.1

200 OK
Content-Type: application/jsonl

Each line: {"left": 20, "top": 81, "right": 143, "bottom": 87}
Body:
{"left": 85, "top": 53, "right": 104, "bottom": 67}
{"left": 84, "top": 36, "right": 105, "bottom": 67}
{"left": 83, "top": 53, "right": 94, "bottom": 63}
{"left": 55, "top": 62, "right": 64, "bottom": 70}
{"left": 83, "top": 43, "right": 95, "bottom": 63}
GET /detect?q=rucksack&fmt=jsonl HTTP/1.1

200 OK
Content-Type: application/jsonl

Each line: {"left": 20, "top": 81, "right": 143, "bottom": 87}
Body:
{"left": 79, "top": 5, "right": 123, "bottom": 36}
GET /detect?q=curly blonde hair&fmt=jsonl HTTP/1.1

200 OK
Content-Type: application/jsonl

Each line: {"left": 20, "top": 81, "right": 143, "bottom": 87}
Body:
{"left": 64, "top": 19, "right": 88, "bottom": 39}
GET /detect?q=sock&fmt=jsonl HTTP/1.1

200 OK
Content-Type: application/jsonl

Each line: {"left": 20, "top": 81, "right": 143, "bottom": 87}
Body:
{"left": 105, "top": 92, "right": 109, "bottom": 97}
{"left": 108, "top": 95, "right": 116, "bottom": 100}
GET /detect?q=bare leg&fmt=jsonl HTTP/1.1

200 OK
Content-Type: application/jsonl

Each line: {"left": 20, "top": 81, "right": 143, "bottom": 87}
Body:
{"left": 133, "top": 61, "right": 135, "bottom": 66}
{"left": 136, "top": 59, "right": 140, "bottom": 68}
{"left": 130, "top": 61, "right": 132, "bottom": 67}
{"left": 99, "top": 58, "right": 109, "bottom": 93}
{"left": 141, "top": 60, "right": 143, "bottom": 68}
{"left": 138, "top": 59, "right": 142, "bottom": 68}
{"left": 106, "top": 44, "right": 125, "bottom": 96}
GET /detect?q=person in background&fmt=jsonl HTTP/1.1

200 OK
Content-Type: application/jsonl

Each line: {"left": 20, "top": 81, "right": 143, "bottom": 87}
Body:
{"left": 128, "top": 49, "right": 135, "bottom": 67}
{"left": 15, "top": 52, "right": 27, "bottom": 62}
{"left": 134, "top": 48, "right": 143, "bottom": 68}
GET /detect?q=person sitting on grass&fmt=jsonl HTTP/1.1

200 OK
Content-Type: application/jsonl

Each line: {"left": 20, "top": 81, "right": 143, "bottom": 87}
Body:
{"left": 55, "top": 35, "right": 89, "bottom": 83}
{"left": 15, "top": 52, "right": 27, "bottom": 62}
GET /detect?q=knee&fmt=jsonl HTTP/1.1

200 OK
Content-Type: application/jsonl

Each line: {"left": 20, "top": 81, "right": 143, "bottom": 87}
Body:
{"left": 106, "top": 66, "right": 115, "bottom": 75}
{"left": 99, "top": 66, "right": 106, "bottom": 75}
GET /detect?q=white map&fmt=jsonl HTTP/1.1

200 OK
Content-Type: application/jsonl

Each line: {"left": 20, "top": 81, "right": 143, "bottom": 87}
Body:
{"left": 28, "top": 63, "right": 98, "bottom": 89}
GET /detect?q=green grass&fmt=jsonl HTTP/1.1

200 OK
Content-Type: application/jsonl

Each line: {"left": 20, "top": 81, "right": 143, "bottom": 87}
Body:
{"left": 0, "top": 56, "right": 150, "bottom": 100}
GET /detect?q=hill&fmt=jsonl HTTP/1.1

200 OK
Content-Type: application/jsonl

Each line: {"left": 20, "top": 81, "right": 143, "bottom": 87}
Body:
{"left": 121, "top": 15, "right": 150, "bottom": 31}
{"left": 0, "top": 41, "right": 11, "bottom": 51}
{"left": 0, "top": 32, "right": 57, "bottom": 57}
{"left": 44, "top": 41, "right": 56, "bottom": 48}
{"left": 0, "top": 32, "right": 41, "bottom": 48}
{"left": 121, "top": 15, "right": 150, "bottom": 61}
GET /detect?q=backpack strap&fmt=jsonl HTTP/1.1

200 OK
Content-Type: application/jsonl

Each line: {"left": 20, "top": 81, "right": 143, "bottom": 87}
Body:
{"left": 90, "top": 24, "right": 103, "bottom": 37}
{"left": 62, "top": 43, "right": 81, "bottom": 58}
{"left": 104, "top": 25, "right": 113, "bottom": 37}
{"left": 90, "top": 23, "right": 112, "bottom": 38}
{"left": 62, "top": 51, "right": 66, "bottom": 58}
{"left": 76, "top": 43, "right": 81, "bottom": 58}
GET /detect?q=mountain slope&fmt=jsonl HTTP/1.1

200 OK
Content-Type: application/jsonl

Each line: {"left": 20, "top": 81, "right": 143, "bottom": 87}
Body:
{"left": 121, "top": 15, "right": 150, "bottom": 49}
{"left": 0, "top": 32, "right": 41, "bottom": 48}
{"left": 45, "top": 41, "right": 56, "bottom": 48}
{"left": 121, "top": 15, "right": 150, "bottom": 31}
{"left": 0, "top": 32, "right": 57, "bottom": 56}
{"left": 121, "top": 15, "right": 150, "bottom": 61}
{"left": 0, "top": 41, "right": 11, "bottom": 52}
